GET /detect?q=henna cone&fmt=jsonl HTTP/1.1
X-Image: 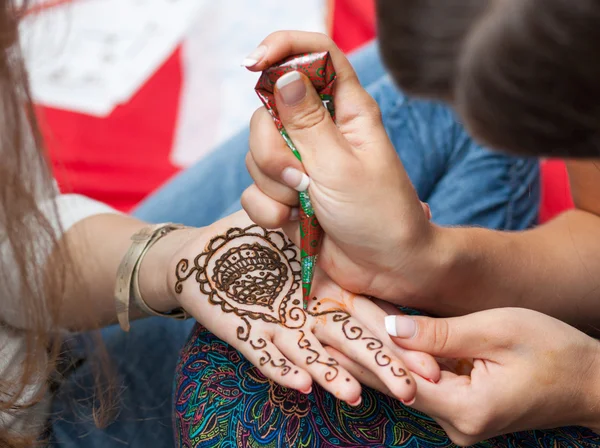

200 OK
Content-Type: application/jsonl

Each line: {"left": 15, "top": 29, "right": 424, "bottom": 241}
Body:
{"left": 255, "top": 52, "right": 337, "bottom": 309}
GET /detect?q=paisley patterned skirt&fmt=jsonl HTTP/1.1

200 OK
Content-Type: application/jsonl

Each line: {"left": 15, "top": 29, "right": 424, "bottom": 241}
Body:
{"left": 174, "top": 324, "right": 600, "bottom": 448}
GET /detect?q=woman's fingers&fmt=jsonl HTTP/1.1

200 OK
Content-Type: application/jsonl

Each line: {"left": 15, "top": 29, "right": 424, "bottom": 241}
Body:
{"left": 273, "top": 327, "right": 363, "bottom": 405}
{"left": 232, "top": 332, "right": 313, "bottom": 394}
{"left": 184, "top": 302, "right": 314, "bottom": 393}
{"left": 241, "top": 184, "right": 294, "bottom": 229}
{"left": 344, "top": 296, "right": 441, "bottom": 382}
{"left": 243, "top": 31, "right": 360, "bottom": 91}
{"left": 245, "top": 151, "right": 298, "bottom": 207}
{"left": 325, "top": 346, "right": 393, "bottom": 396}
{"left": 248, "top": 107, "right": 305, "bottom": 193}
{"left": 315, "top": 315, "right": 417, "bottom": 403}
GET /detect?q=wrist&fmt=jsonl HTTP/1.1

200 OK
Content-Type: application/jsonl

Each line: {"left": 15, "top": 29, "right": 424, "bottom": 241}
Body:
{"left": 138, "top": 227, "right": 199, "bottom": 313}
{"left": 374, "top": 223, "right": 459, "bottom": 309}
{"left": 396, "top": 225, "right": 465, "bottom": 308}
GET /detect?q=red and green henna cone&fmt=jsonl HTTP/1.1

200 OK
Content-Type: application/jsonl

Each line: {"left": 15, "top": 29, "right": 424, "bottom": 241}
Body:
{"left": 255, "top": 52, "right": 336, "bottom": 309}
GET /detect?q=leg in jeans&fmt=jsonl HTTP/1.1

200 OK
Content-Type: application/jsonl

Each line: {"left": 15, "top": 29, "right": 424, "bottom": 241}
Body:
{"left": 49, "top": 41, "right": 540, "bottom": 447}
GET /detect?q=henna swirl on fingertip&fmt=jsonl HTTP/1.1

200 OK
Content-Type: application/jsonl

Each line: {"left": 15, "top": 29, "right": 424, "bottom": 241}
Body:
{"left": 391, "top": 365, "right": 408, "bottom": 377}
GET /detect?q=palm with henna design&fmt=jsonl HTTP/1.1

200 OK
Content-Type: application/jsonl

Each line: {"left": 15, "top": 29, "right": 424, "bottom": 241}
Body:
{"left": 169, "top": 211, "right": 439, "bottom": 405}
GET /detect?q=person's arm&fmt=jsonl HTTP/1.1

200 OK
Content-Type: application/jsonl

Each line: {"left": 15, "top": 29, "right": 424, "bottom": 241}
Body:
{"left": 36, "top": 200, "right": 442, "bottom": 403}
{"left": 50, "top": 211, "right": 187, "bottom": 330}
{"left": 432, "top": 160, "right": 600, "bottom": 332}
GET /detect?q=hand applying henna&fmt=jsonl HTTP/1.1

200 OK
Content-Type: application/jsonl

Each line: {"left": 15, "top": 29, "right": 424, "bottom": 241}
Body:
{"left": 255, "top": 52, "right": 337, "bottom": 311}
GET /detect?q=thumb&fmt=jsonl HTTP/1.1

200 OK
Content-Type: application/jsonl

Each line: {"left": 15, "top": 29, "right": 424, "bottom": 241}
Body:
{"left": 274, "top": 71, "right": 353, "bottom": 175}
{"left": 384, "top": 313, "right": 501, "bottom": 359}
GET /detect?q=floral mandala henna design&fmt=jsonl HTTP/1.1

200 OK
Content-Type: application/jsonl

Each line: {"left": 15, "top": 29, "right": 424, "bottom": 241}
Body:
{"left": 175, "top": 225, "right": 302, "bottom": 326}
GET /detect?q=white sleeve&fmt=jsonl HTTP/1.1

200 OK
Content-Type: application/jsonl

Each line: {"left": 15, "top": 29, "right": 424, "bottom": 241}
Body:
{"left": 49, "top": 193, "right": 121, "bottom": 233}
{"left": 0, "top": 193, "right": 120, "bottom": 328}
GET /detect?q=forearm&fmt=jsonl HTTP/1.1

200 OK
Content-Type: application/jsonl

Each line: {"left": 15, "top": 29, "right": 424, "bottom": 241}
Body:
{"left": 51, "top": 213, "right": 191, "bottom": 330}
{"left": 432, "top": 209, "right": 600, "bottom": 331}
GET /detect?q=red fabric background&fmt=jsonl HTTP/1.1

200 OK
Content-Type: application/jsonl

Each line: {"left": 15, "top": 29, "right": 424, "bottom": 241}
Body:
{"left": 42, "top": 0, "right": 573, "bottom": 220}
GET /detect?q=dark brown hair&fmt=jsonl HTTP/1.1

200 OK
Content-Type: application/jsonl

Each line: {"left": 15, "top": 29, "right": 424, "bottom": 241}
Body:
{"left": 377, "top": 0, "right": 600, "bottom": 159}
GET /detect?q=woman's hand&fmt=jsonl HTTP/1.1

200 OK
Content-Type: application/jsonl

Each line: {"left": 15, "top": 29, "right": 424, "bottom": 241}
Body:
{"left": 165, "top": 211, "right": 440, "bottom": 406}
{"left": 241, "top": 31, "right": 443, "bottom": 305}
{"left": 332, "top": 308, "right": 600, "bottom": 446}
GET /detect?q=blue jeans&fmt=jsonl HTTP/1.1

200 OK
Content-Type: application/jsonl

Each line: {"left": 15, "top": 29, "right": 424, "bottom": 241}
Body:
{"left": 48, "top": 41, "right": 540, "bottom": 447}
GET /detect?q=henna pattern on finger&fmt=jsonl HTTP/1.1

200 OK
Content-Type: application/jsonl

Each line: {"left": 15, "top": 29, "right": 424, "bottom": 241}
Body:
{"left": 237, "top": 317, "right": 251, "bottom": 342}
{"left": 313, "top": 305, "right": 411, "bottom": 383}
{"left": 270, "top": 358, "right": 293, "bottom": 376}
{"left": 174, "top": 225, "right": 411, "bottom": 386}
{"left": 259, "top": 350, "right": 272, "bottom": 366}
{"left": 250, "top": 338, "right": 267, "bottom": 350}
{"left": 297, "top": 330, "right": 340, "bottom": 382}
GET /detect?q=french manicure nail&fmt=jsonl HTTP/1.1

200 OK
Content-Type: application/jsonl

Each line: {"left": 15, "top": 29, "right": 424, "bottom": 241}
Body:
{"left": 289, "top": 208, "right": 300, "bottom": 221}
{"left": 385, "top": 316, "right": 417, "bottom": 338}
{"left": 282, "top": 167, "right": 310, "bottom": 192}
{"left": 241, "top": 45, "right": 267, "bottom": 67}
{"left": 276, "top": 71, "right": 306, "bottom": 106}
{"left": 401, "top": 397, "right": 416, "bottom": 406}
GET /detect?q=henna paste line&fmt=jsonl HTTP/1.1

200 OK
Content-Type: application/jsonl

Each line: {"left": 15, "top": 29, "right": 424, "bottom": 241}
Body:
{"left": 174, "top": 224, "right": 408, "bottom": 385}
{"left": 237, "top": 317, "right": 251, "bottom": 342}
{"left": 296, "top": 330, "right": 340, "bottom": 382}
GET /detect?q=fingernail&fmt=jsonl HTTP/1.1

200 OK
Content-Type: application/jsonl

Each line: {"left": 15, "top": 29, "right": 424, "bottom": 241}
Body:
{"left": 426, "top": 377, "right": 437, "bottom": 384}
{"left": 423, "top": 202, "right": 432, "bottom": 220}
{"left": 300, "top": 386, "right": 312, "bottom": 395}
{"left": 401, "top": 397, "right": 416, "bottom": 406}
{"left": 282, "top": 167, "right": 310, "bottom": 192}
{"left": 385, "top": 316, "right": 417, "bottom": 338}
{"left": 276, "top": 71, "right": 306, "bottom": 106}
{"left": 241, "top": 45, "right": 267, "bottom": 67}
{"left": 289, "top": 208, "right": 300, "bottom": 221}
{"left": 348, "top": 396, "right": 362, "bottom": 407}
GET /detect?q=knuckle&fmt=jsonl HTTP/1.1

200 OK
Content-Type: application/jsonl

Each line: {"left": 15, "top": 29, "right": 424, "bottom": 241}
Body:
{"left": 286, "top": 99, "right": 330, "bottom": 132}
{"left": 453, "top": 409, "right": 490, "bottom": 439}
{"left": 361, "top": 94, "right": 383, "bottom": 122}
{"left": 314, "top": 32, "right": 335, "bottom": 48}
{"left": 430, "top": 319, "right": 452, "bottom": 354}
